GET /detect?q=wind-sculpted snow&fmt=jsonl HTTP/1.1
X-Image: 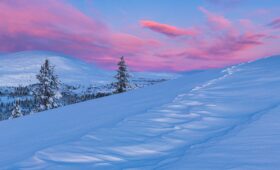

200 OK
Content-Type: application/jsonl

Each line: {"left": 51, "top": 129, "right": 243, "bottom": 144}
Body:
{"left": 1, "top": 56, "right": 280, "bottom": 169}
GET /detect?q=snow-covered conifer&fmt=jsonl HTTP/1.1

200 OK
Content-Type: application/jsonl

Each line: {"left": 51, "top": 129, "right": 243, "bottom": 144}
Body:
{"left": 34, "top": 59, "right": 61, "bottom": 112}
{"left": 9, "top": 101, "right": 23, "bottom": 119}
{"left": 115, "top": 56, "right": 130, "bottom": 93}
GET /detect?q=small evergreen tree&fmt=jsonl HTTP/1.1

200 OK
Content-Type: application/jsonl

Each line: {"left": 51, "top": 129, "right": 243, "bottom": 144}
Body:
{"left": 9, "top": 101, "right": 23, "bottom": 119}
{"left": 115, "top": 56, "right": 130, "bottom": 93}
{"left": 34, "top": 59, "right": 61, "bottom": 112}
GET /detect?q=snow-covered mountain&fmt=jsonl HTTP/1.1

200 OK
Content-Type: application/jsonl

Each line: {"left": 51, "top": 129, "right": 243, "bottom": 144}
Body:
{"left": 0, "top": 51, "right": 179, "bottom": 87}
{"left": 0, "top": 55, "right": 280, "bottom": 169}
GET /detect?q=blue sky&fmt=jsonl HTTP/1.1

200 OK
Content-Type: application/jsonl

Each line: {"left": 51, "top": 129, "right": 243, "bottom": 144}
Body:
{"left": 69, "top": 0, "right": 280, "bottom": 30}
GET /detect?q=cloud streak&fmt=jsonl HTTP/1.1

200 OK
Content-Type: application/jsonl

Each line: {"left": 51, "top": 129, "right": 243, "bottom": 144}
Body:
{"left": 140, "top": 20, "right": 198, "bottom": 37}
{"left": 147, "top": 7, "right": 277, "bottom": 71}
{"left": 268, "top": 18, "right": 280, "bottom": 29}
{"left": 199, "top": 7, "right": 231, "bottom": 30}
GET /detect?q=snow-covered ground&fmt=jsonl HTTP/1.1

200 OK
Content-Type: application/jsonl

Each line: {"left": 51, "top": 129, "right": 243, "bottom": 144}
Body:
{"left": 0, "top": 55, "right": 280, "bottom": 169}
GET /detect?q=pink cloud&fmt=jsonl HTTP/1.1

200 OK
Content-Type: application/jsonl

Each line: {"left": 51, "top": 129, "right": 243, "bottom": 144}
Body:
{"left": 151, "top": 35, "right": 265, "bottom": 71}
{"left": 140, "top": 20, "right": 198, "bottom": 37}
{"left": 146, "top": 8, "right": 278, "bottom": 71}
{"left": 0, "top": 0, "right": 160, "bottom": 70}
{"left": 199, "top": 7, "right": 231, "bottom": 30}
{"left": 268, "top": 18, "right": 280, "bottom": 29}
{"left": 157, "top": 32, "right": 266, "bottom": 62}
{"left": 202, "top": 32, "right": 266, "bottom": 59}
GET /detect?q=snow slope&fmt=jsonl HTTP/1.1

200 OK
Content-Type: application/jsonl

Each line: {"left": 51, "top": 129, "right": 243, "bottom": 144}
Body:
{"left": 0, "top": 55, "right": 280, "bottom": 169}
{"left": 0, "top": 51, "right": 178, "bottom": 87}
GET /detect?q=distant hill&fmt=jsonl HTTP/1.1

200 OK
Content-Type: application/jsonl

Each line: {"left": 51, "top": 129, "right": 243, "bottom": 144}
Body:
{"left": 0, "top": 51, "right": 179, "bottom": 87}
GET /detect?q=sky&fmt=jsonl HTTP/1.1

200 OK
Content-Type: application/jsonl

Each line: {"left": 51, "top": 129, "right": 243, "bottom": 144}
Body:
{"left": 0, "top": 0, "right": 279, "bottom": 71}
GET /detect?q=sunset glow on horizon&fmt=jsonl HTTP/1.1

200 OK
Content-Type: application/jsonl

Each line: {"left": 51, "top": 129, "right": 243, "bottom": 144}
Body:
{"left": 0, "top": 0, "right": 279, "bottom": 71}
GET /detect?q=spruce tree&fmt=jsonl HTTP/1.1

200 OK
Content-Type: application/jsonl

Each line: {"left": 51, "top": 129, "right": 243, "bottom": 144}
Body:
{"left": 9, "top": 101, "right": 23, "bottom": 119}
{"left": 34, "top": 59, "right": 61, "bottom": 112}
{"left": 115, "top": 56, "right": 130, "bottom": 93}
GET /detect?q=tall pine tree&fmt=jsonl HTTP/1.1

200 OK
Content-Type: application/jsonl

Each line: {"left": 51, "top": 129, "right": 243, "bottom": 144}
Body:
{"left": 115, "top": 56, "right": 130, "bottom": 93}
{"left": 34, "top": 59, "right": 61, "bottom": 112}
